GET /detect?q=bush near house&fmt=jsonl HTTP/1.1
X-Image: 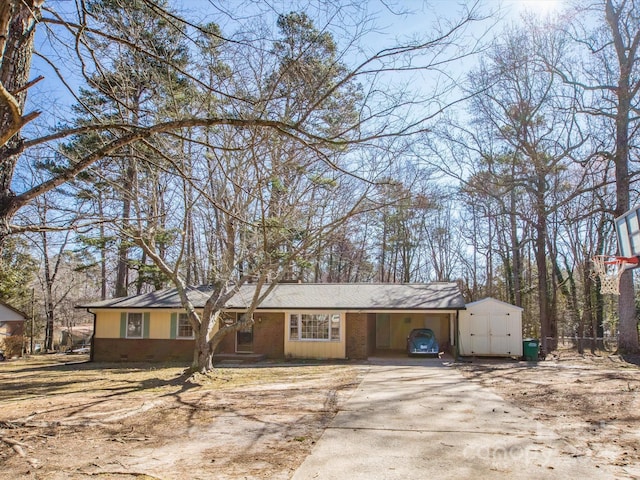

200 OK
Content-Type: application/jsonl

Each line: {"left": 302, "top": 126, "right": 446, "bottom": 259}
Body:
{"left": 1, "top": 336, "right": 24, "bottom": 357}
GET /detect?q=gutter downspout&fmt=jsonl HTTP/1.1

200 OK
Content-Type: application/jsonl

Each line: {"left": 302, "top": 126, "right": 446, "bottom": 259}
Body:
{"left": 86, "top": 308, "right": 96, "bottom": 362}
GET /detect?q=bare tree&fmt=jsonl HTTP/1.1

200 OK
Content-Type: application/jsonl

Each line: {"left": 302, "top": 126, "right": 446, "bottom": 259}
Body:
{"left": 552, "top": 0, "right": 640, "bottom": 353}
{"left": 1, "top": 1, "right": 489, "bottom": 371}
{"left": 435, "top": 19, "right": 588, "bottom": 352}
{"left": 0, "top": 1, "right": 486, "bottom": 241}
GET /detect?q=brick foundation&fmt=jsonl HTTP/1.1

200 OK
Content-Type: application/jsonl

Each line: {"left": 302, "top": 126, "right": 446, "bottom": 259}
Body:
{"left": 93, "top": 338, "right": 194, "bottom": 362}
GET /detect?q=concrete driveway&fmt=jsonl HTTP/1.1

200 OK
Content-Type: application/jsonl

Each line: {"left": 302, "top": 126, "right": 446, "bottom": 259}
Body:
{"left": 292, "top": 360, "right": 616, "bottom": 479}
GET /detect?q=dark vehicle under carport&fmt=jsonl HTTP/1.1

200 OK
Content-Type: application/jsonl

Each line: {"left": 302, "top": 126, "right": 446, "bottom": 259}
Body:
{"left": 406, "top": 328, "right": 439, "bottom": 356}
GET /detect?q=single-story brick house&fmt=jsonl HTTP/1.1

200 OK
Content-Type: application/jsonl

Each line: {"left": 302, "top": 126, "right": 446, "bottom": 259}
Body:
{"left": 79, "top": 282, "right": 466, "bottom": 362}
{"left": 0, "top": 301, "right": 27, "bottom": 352}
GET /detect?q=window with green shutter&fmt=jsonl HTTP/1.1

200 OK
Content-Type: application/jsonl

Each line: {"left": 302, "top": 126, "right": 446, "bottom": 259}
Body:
{"left": 120, "top": 312, "right": 147, "bottom": 339}
{"left": 127, "top": 313, "right": 143, "bottom": 338}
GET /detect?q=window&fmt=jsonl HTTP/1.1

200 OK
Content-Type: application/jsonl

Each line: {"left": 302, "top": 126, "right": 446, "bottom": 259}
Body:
{"left": 177, "top": 313, "right": 194, "bottom": 338}
{"left": 127, "top": 312, "right": 143, "bottom": 338}
{"left": 289, "top": 313, "right": 341, "bottom": 341}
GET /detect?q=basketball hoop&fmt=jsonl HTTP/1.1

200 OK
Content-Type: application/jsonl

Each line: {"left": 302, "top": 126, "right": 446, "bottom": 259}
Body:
{"left": 590, "top": 255, "right": 640, "bottom": 295}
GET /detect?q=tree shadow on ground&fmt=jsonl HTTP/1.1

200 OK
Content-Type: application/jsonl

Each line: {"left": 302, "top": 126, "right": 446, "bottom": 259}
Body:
{"left": 0, "top": 359, "right": 201, "bottom": 404}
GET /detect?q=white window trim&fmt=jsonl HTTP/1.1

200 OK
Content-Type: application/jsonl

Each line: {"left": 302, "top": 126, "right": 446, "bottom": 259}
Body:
{"left": 176, "top": 312, "right": 195, "bottom": 339}
{"left": 288, "top": 311, "right": 342, "bottom": 342}
{"left": 126, "top": 312, "right": 143, "bottom": 339}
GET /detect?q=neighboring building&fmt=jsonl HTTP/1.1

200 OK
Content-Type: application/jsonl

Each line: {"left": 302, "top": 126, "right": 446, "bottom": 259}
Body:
{"left": 0, "top": 301, "right": 27, "bottom": 353}
{"left": 78, "top": 283, "right": 466, "bottom": 362}
{"left": 458, "top": 297, "right": 523, "bottom": 357}
{"left": 59, "top": 323, "right": 94, "bottom": 351}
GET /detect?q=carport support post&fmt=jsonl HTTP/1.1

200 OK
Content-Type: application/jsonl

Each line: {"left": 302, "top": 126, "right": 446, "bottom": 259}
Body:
{"left": 455, "top": 311, "right": 460, "bottom": 359}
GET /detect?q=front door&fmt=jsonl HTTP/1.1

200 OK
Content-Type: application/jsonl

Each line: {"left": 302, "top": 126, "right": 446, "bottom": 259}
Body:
{"left": 236, "top": 324, "right": 253, "bottom": 353}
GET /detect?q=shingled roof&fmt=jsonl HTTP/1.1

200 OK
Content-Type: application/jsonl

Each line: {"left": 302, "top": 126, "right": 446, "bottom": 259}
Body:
{"left": 79, "top": 282, "right": 465, "bottom": 311}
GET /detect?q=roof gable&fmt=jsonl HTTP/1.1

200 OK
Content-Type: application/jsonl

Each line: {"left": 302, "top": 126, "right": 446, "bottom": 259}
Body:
{"left": 0, "top": 301, "right": 27, "bottom": 321}
{"left": 465, "top": 297, "right": 523, "bottom": 312}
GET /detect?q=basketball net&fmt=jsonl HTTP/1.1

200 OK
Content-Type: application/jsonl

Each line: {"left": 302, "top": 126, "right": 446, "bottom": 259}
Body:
{"left": 590, "top": 255, "right": 640, "bottom": 295}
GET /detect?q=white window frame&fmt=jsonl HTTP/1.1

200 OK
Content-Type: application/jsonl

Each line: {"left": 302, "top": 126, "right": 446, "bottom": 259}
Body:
{"left": 289, "top": 312, "right": 341, "bottom": 342}
{"left": 176, "top": 313, "right": 194, "bottom": 339}
{"left": 126, "top": 312, "right": 143, "bottom": 339}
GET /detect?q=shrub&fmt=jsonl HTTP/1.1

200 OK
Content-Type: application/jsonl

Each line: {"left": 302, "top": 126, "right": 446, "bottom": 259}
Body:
{"left": 2, "top": 336, "right": 24, "bottom": 357}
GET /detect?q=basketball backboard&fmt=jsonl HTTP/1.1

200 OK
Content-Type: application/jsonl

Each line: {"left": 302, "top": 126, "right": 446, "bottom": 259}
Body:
{"left": 615, "top": 205, "right": 640, "bottom": 258}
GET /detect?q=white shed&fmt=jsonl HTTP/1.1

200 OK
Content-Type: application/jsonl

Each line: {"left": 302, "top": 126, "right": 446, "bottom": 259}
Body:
{"left": 458, "top": 298, "right": 523, "bottom": 357}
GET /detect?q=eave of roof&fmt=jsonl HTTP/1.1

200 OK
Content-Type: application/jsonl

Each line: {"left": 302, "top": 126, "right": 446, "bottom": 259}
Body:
{"left": 78, "top": 282, "right": 466, "bottom": 311}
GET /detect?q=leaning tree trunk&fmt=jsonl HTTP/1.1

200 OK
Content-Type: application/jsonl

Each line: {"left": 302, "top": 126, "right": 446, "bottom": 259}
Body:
{"left": 0, "top": 1, "right": 41, "bottom": 247}
{"left": 193, "top": 305, "right": 220, "bottom": 373}
{"left": 194, "top": 332, "right": 214, "bottom": 373}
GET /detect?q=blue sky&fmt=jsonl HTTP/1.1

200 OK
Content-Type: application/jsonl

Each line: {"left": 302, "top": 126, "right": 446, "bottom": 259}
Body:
{"left": 25, "top": 0, "right": 567, "bottom": 138}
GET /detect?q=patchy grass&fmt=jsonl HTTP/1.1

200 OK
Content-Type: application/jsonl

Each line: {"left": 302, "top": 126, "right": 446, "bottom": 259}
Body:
{"left": 0, "top": 355, "right": 364, "bottom": 479}
{"left": 0, "top": 355, "right": 356, "bottom": 402}
{"left": 455, "top": 350, "right": 640, "bottom": 477}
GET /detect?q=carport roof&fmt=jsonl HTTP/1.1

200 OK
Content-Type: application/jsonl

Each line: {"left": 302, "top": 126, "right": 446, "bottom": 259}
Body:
{"left": 79, "top": 282, "right": 465, "bottom": 311}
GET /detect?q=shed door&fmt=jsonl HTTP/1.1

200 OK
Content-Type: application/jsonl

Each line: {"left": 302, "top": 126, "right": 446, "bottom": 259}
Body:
{"left": 489, "top": 315, "right": 509, "bottom": 354}
{"left": 470, "top": 314, "right": 490, "bottom": 355}
{"left": 507, "top": 313, "right": 523, "bottom": 356}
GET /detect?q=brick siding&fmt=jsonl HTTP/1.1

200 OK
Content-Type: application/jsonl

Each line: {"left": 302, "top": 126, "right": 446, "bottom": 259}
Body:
{"left": 216, "top": 312, "right": 285, "bottom": 358}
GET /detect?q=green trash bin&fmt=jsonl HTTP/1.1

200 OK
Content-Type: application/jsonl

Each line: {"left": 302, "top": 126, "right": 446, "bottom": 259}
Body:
{"left": 522, "top": 339, "right": 539, "bottom": 361}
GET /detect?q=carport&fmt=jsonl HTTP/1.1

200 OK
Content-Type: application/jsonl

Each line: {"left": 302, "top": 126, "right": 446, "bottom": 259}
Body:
{"left": 373, "top": 311, "right": 455, "bottom": 355}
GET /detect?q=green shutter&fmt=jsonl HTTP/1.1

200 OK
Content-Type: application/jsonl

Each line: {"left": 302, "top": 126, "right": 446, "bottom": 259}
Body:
{"left": 143, "top": 312, "right": 150, "bottom": 339}
{"left": 170, "top": 313, "right": 177, "bottom": 339}
{"left": 120, "top": 312, "right": 127, "bottom": 338}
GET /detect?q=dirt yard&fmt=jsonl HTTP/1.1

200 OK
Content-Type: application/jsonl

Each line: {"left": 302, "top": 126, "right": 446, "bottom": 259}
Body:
{"left": 455, "top": 350, "right": 640, "bottom": 478}
{"left": 1, "top": 352, "right": 639, "bottom": 479}
{"left": 0, "top": 356, "right": 364, "bottom": 479}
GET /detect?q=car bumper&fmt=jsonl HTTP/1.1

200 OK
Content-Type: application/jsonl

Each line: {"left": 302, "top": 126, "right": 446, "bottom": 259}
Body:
{"left": 408, "top": 348, "right": 439, "bottom": 355}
